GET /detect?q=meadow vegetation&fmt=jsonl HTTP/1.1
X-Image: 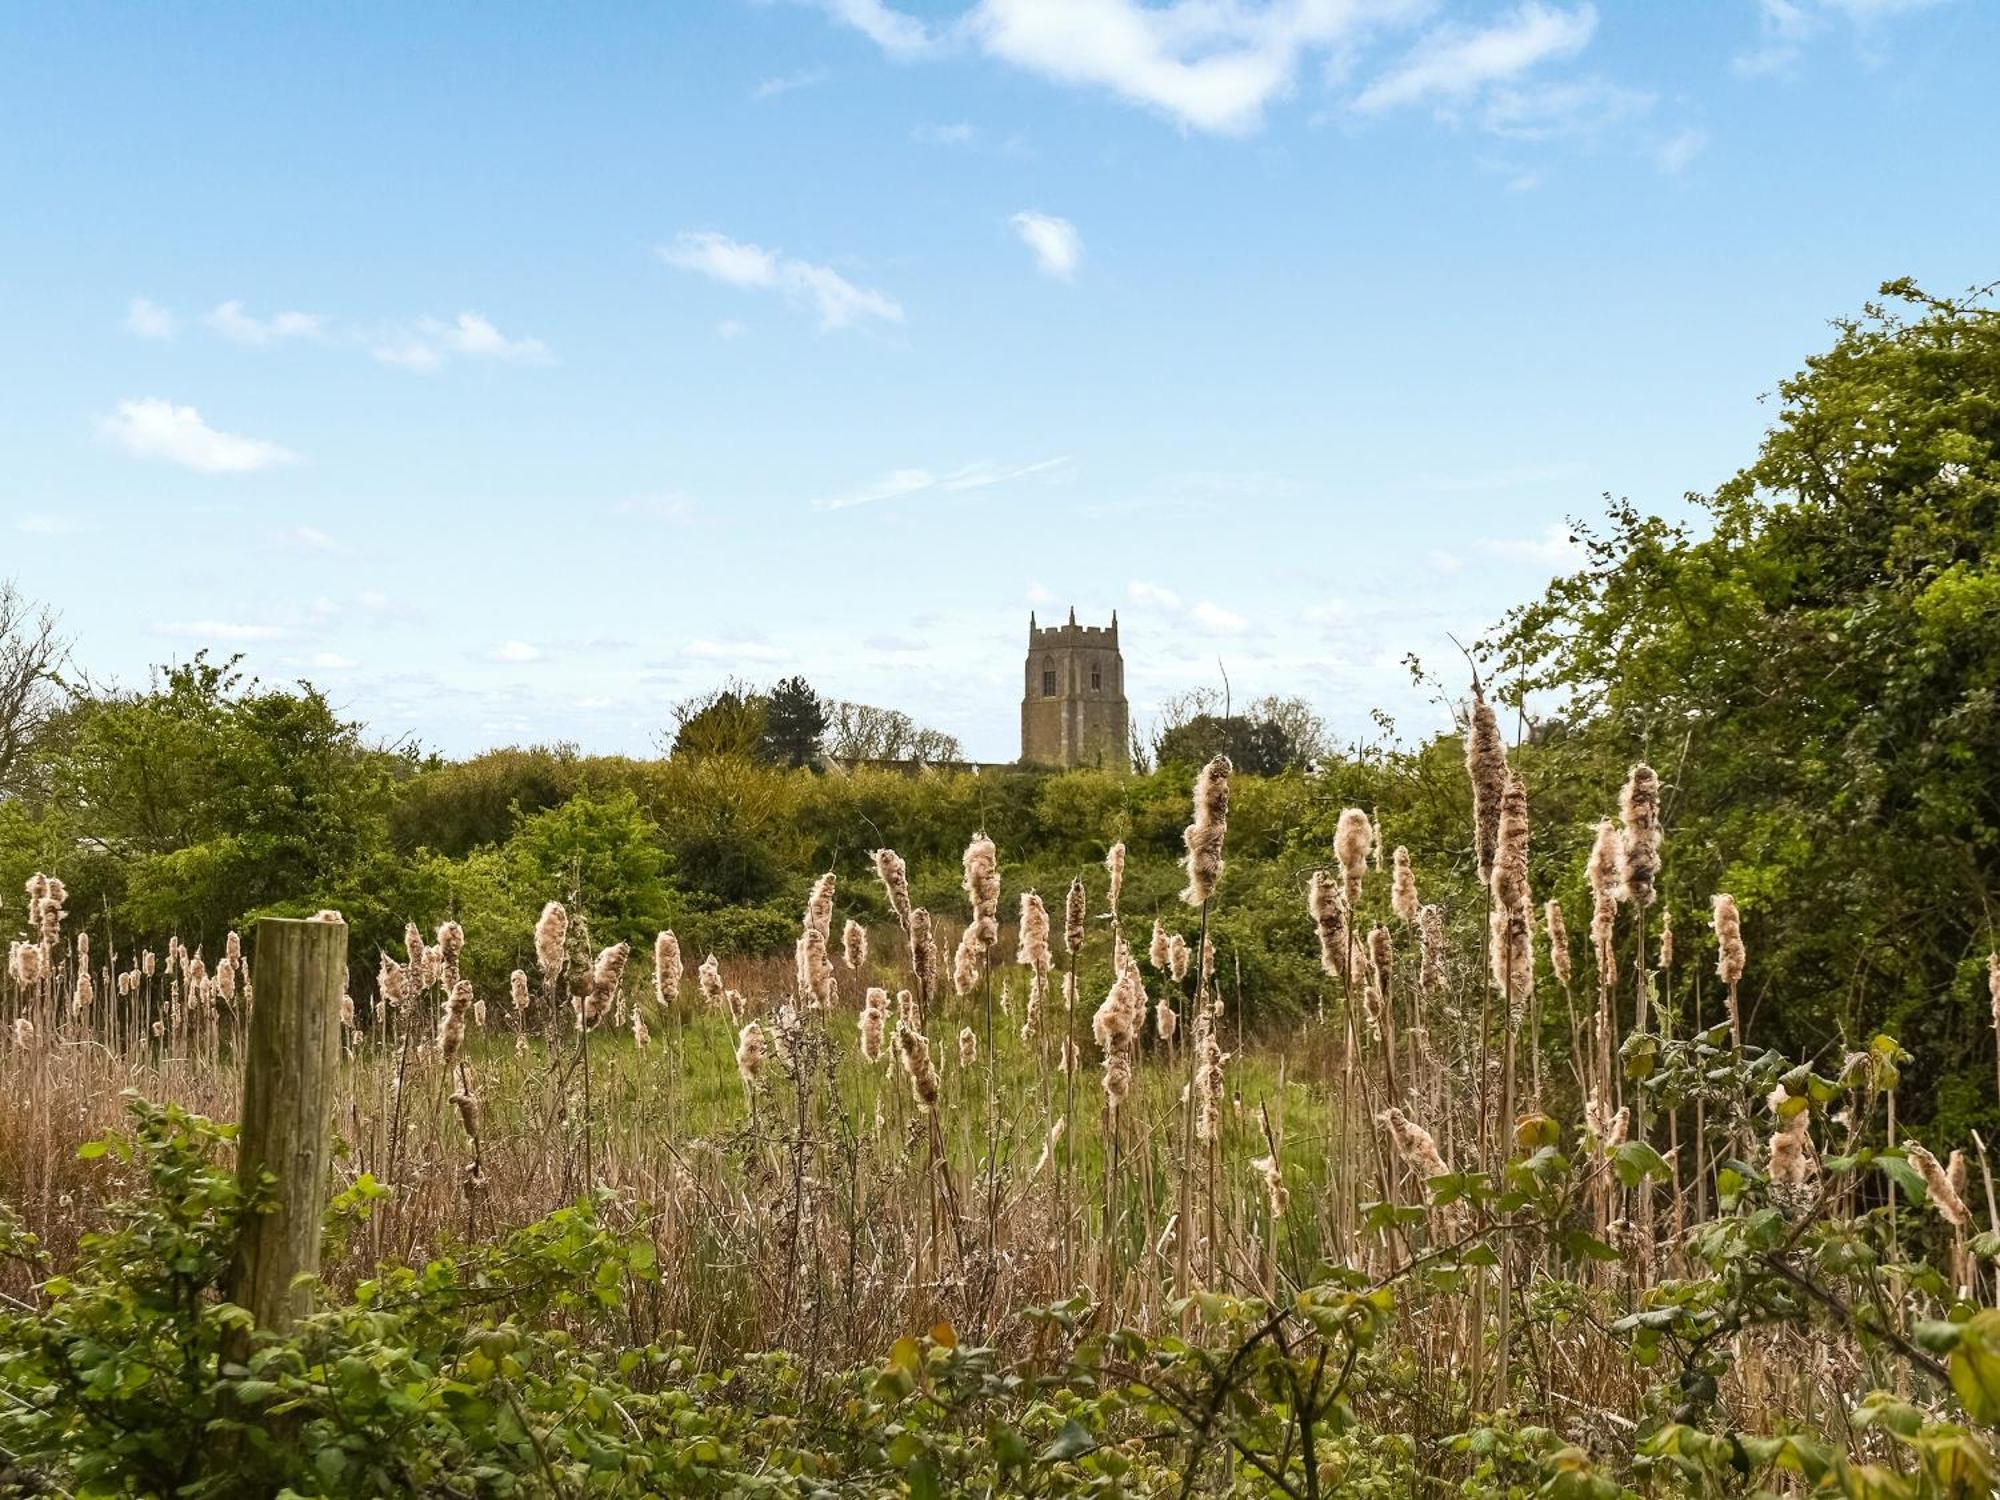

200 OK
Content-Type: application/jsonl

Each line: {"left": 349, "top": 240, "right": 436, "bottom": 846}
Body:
{"left": 0, "top": 280, "right": 1996, "bottom": 1495}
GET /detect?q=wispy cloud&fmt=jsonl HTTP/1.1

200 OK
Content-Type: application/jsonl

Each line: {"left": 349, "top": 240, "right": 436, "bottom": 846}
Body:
{"left": 1734, "top": 0, "right": 1945, "bottom": 75}
{"left": 125, "top": 296, "right": 176, "bottom": 340}
{"left": 1355, "top": 3, "right": 1599, "bottom": 115}
{"left": 815, "top": 0, "right": 937, "bottom": 60}
{"left": 99, "top": 397, "right": 298, "bottom": 473}
{"left": 1655, "top": 126, "right": 1709, "bottom": 173}
{"left": 152, "top": 619, "right": 292, "bottom": 642}
{"left": 754, "top": 65, "right": 829, "bottom": 98}
{"left": 912, "top": 120, "right": 976, "bottom": 145}
{"left": 686, "top": 637, "right": 792, "bottom": 662}
{"left": 1479, "top": 521, "right": 1585, "bottom": 566}
{"left": 205, "top": 299, "right": 327, "bottom": 345}
{"left": 372, "top": 312, "right": 552, "bottom": 372}
{"left": 490, "top": 640, "right": 545, "bottom": 663}
{"left": 815, "top": 455, "right": 1069, "bottom": 511}
{"left": 1010, "top": 210, "right": 1082, "bottom": 280}
{"left": 659, "top": 230, "right": 903, "bottom": 331}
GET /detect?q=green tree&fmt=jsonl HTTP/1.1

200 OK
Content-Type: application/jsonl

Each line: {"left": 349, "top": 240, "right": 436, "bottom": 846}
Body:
{"left": 759, "top": 674, "right": 827, "bottom": 768}
{"left": 1497, "top": 279, "right": 2000, "bottom": 1125}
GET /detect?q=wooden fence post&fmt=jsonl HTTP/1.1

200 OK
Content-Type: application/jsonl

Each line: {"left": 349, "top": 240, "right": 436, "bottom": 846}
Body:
{"left": 229, "top": 914, "right": 346, "bottom": 1332}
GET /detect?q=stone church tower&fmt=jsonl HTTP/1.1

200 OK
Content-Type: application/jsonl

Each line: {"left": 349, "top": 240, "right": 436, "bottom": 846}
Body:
{"left": 1021, "top": 608, "right": 1130, "bottom": 770}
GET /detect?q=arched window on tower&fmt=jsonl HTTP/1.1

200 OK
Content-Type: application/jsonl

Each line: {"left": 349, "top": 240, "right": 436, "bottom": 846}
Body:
{"left": 1042, "top": 657, "right": 1057, "bottom": 697}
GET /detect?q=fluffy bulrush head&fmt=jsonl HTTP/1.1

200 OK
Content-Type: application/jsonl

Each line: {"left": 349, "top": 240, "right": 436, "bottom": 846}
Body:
{"left": 510, "top": 969, "right": 530, "bottom": 1013}
{"left": 534, "top": 902, "right": 567, "bottom": 981}
{"left": 958, "top": 1025, "right": 978, "bottom": 1069}
{"left": 908, "top": 908, "right": 937, "bottom": 1014}
{"left": 803, "top": 872, "right": 836, "bottom": 943}
{"left": 654, "top": 931, "right": 682, "bottom": 1007}
{"left": 1194, "top": 1016, "right": 1227, "bottom": 1144}
{"left": 1101, "top": 1039, "right": 1133, "bottom": 1109}
{"left": 952, "top": 923, "right": 983, "bottom": 998}
{"left": 1020, "top": 972, "right": 1045, "bottom": 1042}
{"left": 438, "top": 979, "right": 474, "bottom": 1058}
{"left": 859, "top": 987, "right": 889, "bottom": 1062}
{"left": 1713, "top": 894, "right": 1746, "bottom": 988}
{"left": 735, "top": 1022, "right": 766, "bottom": 1087}
{"left": 698, "top": 953, "right": 725, "bottom": 1011}
{"left": 1168, "top": 932, "right": 1191, "bottom": 983}
{"left": 631, "top": 1007, "right": 650, "bottom": 1050}
{"left": 1093, "top": 964, "right": 1145, "bottom": 1051}
{"left": 796, "top": 926, "right": 836, "bottom": 1008}
{"left": 1155, "top": 994, "right": 1178, "bottom": 1042}
{"left": 1065, "top": 877, "right": 1087, "bottom": 956}
{"left": 1768, "top": 1088, "right": 1818, "bottom": 1193}
{"left": 1908, "top": 1142, "right": 1972, "bottom": 1230}
{"left": 1488, "top": 774, "right": 1534, "bottom": 1010}
{"left": 1148, "top": 918, "right": 1170, "bottom": 973}
{"left": 1251, "top": 1154, "right": 1289, "bottom": 1219}
{"left": 1017, "top": 892, "right": 1051, "bottom": 979}
{"left": 1104, "top": 842, "right": 1126, "bottom": 918}
{"left": 1587, "top": 818, "right": 1622, "bottom": 988}
{"left": 72, "top": 971, "right": 94, "bottom": 1017}
{"left": 874, "top": 848, "right": 913, "bottom": 931}
{"left": 1308, "top": 870, "right": 1348, "bottom": 983}
{"left": 842, "top": 918, "right": 867, "bottom": 974}
{"left": 1544, "top": 901, "right": 1573, "bottom": 987}
{"left": 1617, "top": 763, "right": 1662, "bottom": 908}
{"left": 1391, "top": 847, "right": 1419, "bottom": 925}
{"left": 1465, "top": 686, "right": 1509, "bottom": 884}
{"left": 1335, "top": 808, "right": 1373, "bottom": 911}
{"left": 1379, "top": 1107, "right": 1451, "bottom": 1183}
{"left": 587, "top": 943, "right": 630, "bottom": 1025}
{"left": 962, "top": 833, "right": 1000, "bottom": 949}
{"left": 1659, "top": 908, "right": 1675, "bottom": 972}
{"left": 895, "top": 1021, "right": 940, "bottom": 1113}
{"left": 1367, "top": 925, "right": 1394, "bottom": 1035}
{"left": 1179, "top": 755, "right": 1231, "bottom": 907}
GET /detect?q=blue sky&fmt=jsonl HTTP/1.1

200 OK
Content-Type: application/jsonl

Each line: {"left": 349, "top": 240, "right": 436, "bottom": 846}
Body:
{"left": 2, "top": 0, "right": 1994, "bottom": 759}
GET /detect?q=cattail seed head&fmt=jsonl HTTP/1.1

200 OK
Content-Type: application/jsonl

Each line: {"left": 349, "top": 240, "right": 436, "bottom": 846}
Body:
{"left": 1017, "top": 892, "right": 1051, "bottom": 979}
{"left": 1335, "top": 808, "right": 1372, "bottom": 910}
{"left": 534, "top": 902, "right": 567, "bottom": 981}
{"left": 1908, "top": 1142, "right": 1972, "bottom": 1230}
{"left": 653, "top": 931, "right": 683, "bottom": 1006}
{"left": 1587, "top": 818, "right": 1621, "bottom": 988}
{"left": 842, "top": 918, "right": 867, "bottom": 973}
{"left": 1466, "top": 686, "right": 1508, "bottom": 884}
{"left": 1712, "top": 893, "right": 1745, "bottom": 987}
{"left": 1148, "top": 918, "right": 1170, "bottom": 972}
{"left": 1380, "top": 1106, "right": 1452, "bottom": 1183}
{"left": 859, "top": 986, "right": 889, "bottom": 1062}
{"left": 874, "top": 848, "right": 913, "bottom": 931}
{"left": 698, "top": 953, "right": 725, "bottom": 1010}
{"left": 895, "top": 1021, "right": 940, "bottom": 1112}
{"left": 1617, "top": 763, "right": 1662, "bottom": 908}
{"left": 909, "top": 908, "right": 937, "bottom": 1015}
{"left": 1101, "top": 1040, "right": 1133, "bottom": 1108}
{"left": 1418, "top": 905, "right": 1446, "bottom": 994}
{"left": 1308, "top": 870, "right": 1348, "bottom": 983}
{"left": 1658, "top": 907, "right": 1675, "bottom": 972}
{"left": 1104, "top": 842, "right": 1126, "bottom": 918}
{"left": 951, "top": 923, "right": 983, "bottom": 998}
{"left": 1168, "top": 932, "right": 1190, "bottom": 983}
{"left": 1391, "top": 847, "right": 1419, "bottom": 925}
{"left": 1020, "top": 972, "right": 1045, "bottom": 1042}
{"left": 962, "top": 833, "right": 1000, "bottom": 949}
{"left": 735, "top": 1022, "right": 766, "bottom": 1087}
{"left": 803, "top": 872, "right": 836, "bottom": 942}
{"left": 509, "top": 969, "right": 530, "bottom": 1012}
{"left": 1064, "top": 877, "right": 1087, "bottom": 955}
{"left": 1251, "top": 1154, "right": 1289, "bottom": 1218}
{"left": 1179, "top": 756, "right": 1231, "bottom": 907}
{"left": 1155, "top": 995, "right": 1178, "bottom": 1041}
{"left": 958, "top": 1025, "right": 977, "bottom": 1069}
{"left": 796, "top": 926, "right": 836, "bottom": 1007}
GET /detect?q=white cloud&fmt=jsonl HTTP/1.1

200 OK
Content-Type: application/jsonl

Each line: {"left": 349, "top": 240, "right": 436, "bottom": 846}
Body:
{"left": 962, "top": 0, "right": 1411, "bottom": 136}
{"left": 152, "top": 619, "right": 291, "bottom": 642}
{"left": 309, "top": 652, "right": 356, "bottom": 670}
{"left": 1479, "top": 521, "right": 1584, "bottom": 566}
{"left": 1655, "top": 126, "right": 1708, "bottom": 174}
{"left": 1010, "top": 210, "right": 1082, "bottom": 280}
{"left": 374, "top": 312, "right": 551, "bottom": 371}
{"left": 15, "top": 514, "right": 93, "bottom": 536}
{"left": 205, "top": 299, "right": 326, "bottom": 345}
{"left": 687, "top": 638, "right": 792, "bottom": 663}
{"left": 286, "top": 525, "right": 337, "bottom": 550}
{"left": 754, "top": 66, "right": 829, "bottom": 98}
{"left": 1191, "top": 600, "right": 1248, "bottom": 633}
{"left": 659, "top": 231, "right": 903, "bottom": 331}
{"left": 912, "top": 120, "right": 977, "bottom": 145}
{"left": 1734, "top": 0, "right": 1943, "bottom": 75}
{"left": 491, "top": 640, "right": 544, "bottom": 663}
{"left": 818, "top": 0, "right": 937, "bottom": 59}
{"left": 99, "top": 397, "right": 298, "bottom": 473}
{"left": 1355, "top": 3, "right": 1597, "bottom": 113}
{"left": 815, "top": 455, "right": 1069, "bottom": 510}
{"left": 1477, "top": 76, "right": 1652, "bottom": 139}
{"left": 1126, "top": 580, "right": 1183, "bottom": 609}
{"left": 438, "top": 311, "right": 552, "bottom": 362}
{"left": 125, "top": 297, "right": 177, "bottom": 340}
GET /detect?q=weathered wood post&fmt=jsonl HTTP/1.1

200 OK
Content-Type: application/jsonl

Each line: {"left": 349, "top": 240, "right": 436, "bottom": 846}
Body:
{"left": 229, "top": 914, "right": 346, "bottom": 1332}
